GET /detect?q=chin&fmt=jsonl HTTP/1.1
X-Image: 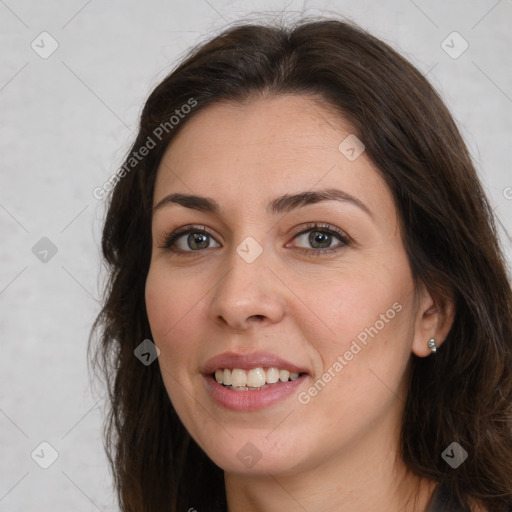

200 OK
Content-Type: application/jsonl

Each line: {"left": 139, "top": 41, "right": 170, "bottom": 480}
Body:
{"left": 200, "top": 434, "right": 308, "bottom": 476}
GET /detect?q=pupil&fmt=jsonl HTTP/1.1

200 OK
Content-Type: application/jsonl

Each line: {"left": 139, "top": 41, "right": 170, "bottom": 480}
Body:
{"left": 309, "top": 231, "right": 331, "bottom": 249}
{"left": 190, "top": 233, "right": 208, "bottom": 250}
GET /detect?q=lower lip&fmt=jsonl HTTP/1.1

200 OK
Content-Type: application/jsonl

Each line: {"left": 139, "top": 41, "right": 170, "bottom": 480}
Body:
{"left": 203, "top": 374, "right": 308, "bottom": 411}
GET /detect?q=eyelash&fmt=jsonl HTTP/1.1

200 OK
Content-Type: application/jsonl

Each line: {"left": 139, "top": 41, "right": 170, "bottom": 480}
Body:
{"left": 158, "top": 222, "right": 350, "bottom": 257}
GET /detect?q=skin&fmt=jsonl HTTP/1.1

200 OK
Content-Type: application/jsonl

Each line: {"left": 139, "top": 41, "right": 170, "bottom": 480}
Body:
{"left": 145, "top": 94, "right": 455, "bottom": 512}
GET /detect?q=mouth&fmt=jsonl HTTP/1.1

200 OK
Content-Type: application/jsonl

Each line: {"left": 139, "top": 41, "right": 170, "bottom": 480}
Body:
{"left": 212, "top": 367, "right": 307, "bottom": 391}
{"left": 202, "top": 351, "right": 310, "bottom": 411}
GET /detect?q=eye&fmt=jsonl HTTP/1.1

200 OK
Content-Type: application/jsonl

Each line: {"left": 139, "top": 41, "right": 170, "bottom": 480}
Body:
{"left": 158, "top": 222, "right": 350, "bottom": 257}
{"left": 288, "top": 223, "right": 350, "bottom": 256}
{"left": 159, "top": 225, "right": 220, "bottom": 256}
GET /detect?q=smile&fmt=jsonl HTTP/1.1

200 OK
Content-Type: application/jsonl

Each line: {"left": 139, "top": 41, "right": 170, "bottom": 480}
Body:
{"left": 213, "top": 367, "right": 302, "bottom": 390}
{"left": 202, "top": 351, "right": 310, "bottom": 411}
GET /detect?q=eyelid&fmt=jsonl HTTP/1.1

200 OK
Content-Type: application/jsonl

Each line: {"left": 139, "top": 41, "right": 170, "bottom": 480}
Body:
{"left": 158, "top": 222, "right": 352, "bottom": 254}
{"left": 290, "top": 222, "right": 349, "bottom": 242}
{"left": 157, "top": 224, "right": 217, "bottom": 250}
{"left": 287, "top": 222, "right": 351, "bottom": 254}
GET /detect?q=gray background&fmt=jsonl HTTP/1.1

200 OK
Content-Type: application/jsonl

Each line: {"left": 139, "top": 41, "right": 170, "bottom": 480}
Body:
{"left": 1, "top": 0, "right": 511, "bottom": 510}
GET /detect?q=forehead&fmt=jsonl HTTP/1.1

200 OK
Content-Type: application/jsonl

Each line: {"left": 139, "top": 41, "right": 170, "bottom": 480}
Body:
{"left": 153, "top": 94, "right": 393, "bottom": 219}
{"left": 158, "top": 94, "right": 348, "bottom": 173}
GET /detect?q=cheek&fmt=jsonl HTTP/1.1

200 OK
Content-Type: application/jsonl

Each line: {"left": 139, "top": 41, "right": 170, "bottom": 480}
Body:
{"left": 145, "top": 264, "right": 201, "bottom": 338}
{"left": 294, "top": 259, "right": 414, "bottom": 401}
{"left": 294, "top": 259, "right": 411, "bottom": 352}
{"left": 145, "top": 268, "right": 173, "bottom": 335}
{"left": 144, "top": 266, "right": 201, "bottom": 371}
{"left": 145, "top": 266, "right": 201, "bottom": 421}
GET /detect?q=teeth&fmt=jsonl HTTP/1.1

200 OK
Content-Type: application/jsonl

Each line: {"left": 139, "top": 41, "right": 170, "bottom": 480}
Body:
{"left": 266, "top": 367, "right": 280, "bottom": 384}
{"left": 247, "top": 368, "right": 266, "bottom": 388}
{"left": 231, "top": 369, "right": 247, "bottom": 387}
{"left": 279, "top": 370, "right": 290, "bottom": 382}
{"left": 223, "top": 369, "right": 232, "bottom": 386}
{"left": 213, "top": 367, "right": 304, "bottom": 388}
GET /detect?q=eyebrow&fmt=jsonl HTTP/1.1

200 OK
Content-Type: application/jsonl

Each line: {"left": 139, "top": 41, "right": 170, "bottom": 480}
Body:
{"left": 152, "top": 188, "right": 373, "bottom": 219}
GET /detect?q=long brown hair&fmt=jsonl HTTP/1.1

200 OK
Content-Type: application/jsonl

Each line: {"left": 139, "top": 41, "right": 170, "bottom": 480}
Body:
{"left": 89, "top": 15, "right": 512, "bottom": 512}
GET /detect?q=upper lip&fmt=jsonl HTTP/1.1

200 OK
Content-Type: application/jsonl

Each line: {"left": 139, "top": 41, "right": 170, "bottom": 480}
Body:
{"left": 202, "top": 351, "right": 310, "bottom": 375}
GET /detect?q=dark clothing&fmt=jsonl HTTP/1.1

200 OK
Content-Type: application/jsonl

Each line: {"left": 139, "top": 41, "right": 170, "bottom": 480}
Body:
{"left": 425, "top": 482, "right": 465, "bottom": 511}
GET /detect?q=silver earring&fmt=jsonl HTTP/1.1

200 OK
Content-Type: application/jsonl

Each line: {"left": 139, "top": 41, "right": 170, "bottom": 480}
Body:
{"left": 428, "top": 338, "right": 437, "bottom": 353}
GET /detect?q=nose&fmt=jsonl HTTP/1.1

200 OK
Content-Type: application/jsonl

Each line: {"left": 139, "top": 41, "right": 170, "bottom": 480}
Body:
{"left": 209, "top": 242, "right": 286, "bottom": 331}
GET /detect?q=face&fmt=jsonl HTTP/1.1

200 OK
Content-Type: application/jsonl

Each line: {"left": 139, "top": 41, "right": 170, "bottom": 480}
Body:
{"left": 145, "top": 94, "right": 429, "bottom": 476}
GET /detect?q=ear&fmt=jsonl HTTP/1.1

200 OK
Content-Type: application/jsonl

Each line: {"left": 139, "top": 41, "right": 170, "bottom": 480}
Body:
{"left": 411, "top": 283, "right": 455, "bottom": 357}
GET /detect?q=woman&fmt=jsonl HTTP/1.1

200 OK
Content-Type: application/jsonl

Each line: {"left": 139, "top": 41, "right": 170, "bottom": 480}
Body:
{"left": 89, "top": 15, "right": 512, "bottom": 512}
